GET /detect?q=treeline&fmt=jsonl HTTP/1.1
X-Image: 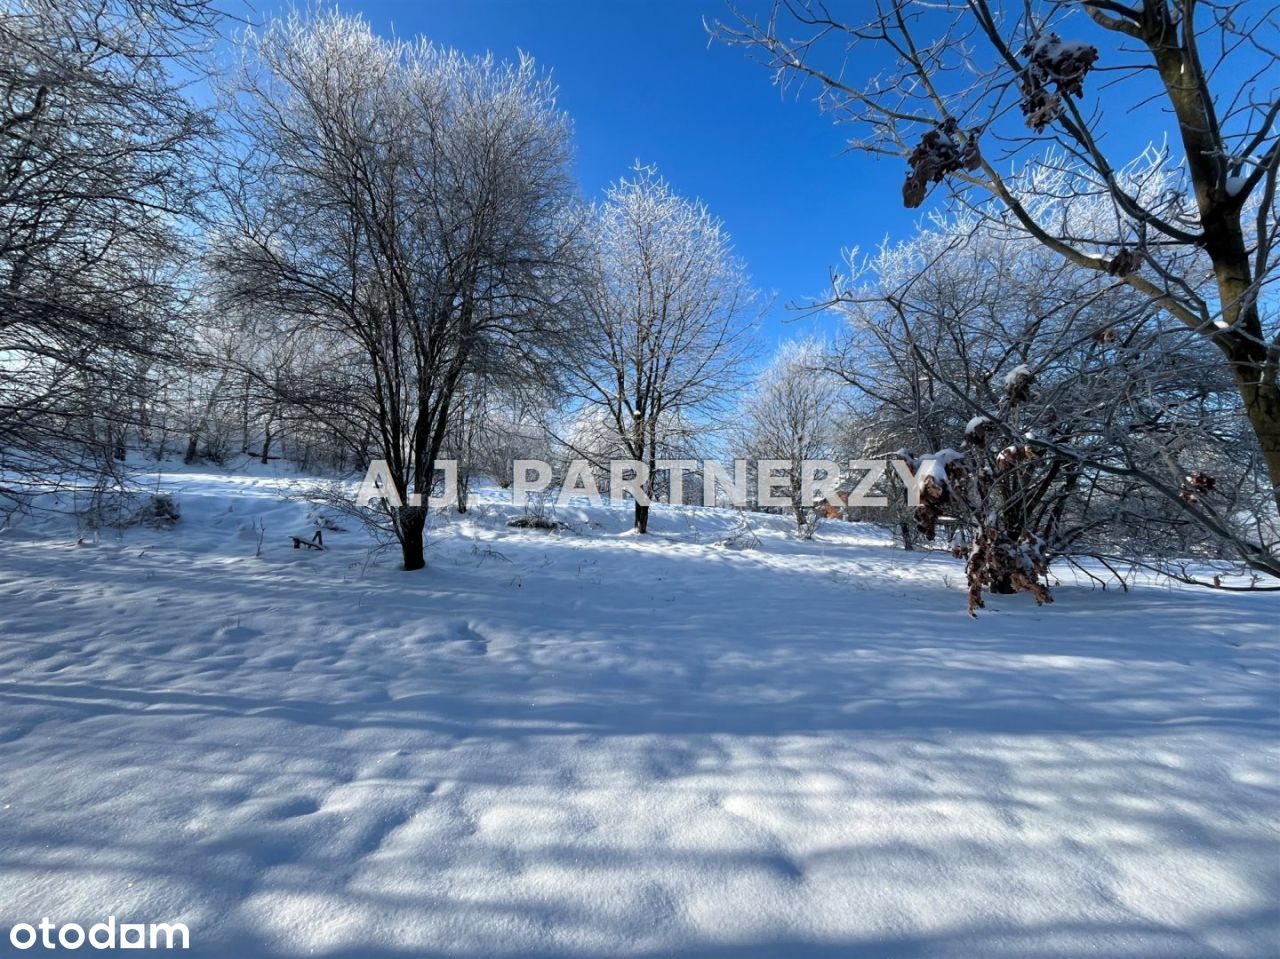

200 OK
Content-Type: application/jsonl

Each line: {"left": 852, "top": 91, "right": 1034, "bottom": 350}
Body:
{"left": 2, "top": 0, "right": 1277, "bottom": 606}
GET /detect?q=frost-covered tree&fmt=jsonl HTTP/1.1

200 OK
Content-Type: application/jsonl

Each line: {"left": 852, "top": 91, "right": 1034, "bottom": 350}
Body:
{"left": 179, "top": 297, "right": 348, "bottom": 468}
{"left": 714, "top": 0, "right": 1280, "bottom": 522}
{"left": 0, "top": 0, "right": 217, "bottom": 507}
{"left": 570, "top": 166, "right": 757, "bottom": 532}
{"left": 213, "top": 10, "right": 584, "bottom": 570}
{"left": 464, "top": 403, "right": 558, "bottom": 491}
{"left": 736, "top": 339, "right": 846, "bottom": 536}
{"left": 832, "top": 198, "right": 1279, "bottom": 599}
{"left": 445, "top": 377, "right": 562, "bottom": 511}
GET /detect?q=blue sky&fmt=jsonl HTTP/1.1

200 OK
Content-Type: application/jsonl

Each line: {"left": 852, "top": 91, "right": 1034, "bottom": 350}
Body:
{"left": 232, "top": 1, "right": 1212, "bottom": 351}
{"left": 240, "top": 0, "right": 922, "bottom": 348}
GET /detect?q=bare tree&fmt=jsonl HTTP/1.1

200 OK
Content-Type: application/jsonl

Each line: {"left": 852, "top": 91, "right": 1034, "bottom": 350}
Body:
{"left": 0, "top": 0, "right": 216, "bottom": 508}
{"left": 570, "top": 165, "right": 757, "bottom": 532}
{"left": 447, "top": 378, "right": 560, "bottom": 504}
{"left": 736, "top": 339, "right": 847, "bottom": 536}
{"left": 213, "top": 10, "right": 584, "bottom": 570}
{"left": 712, "top": 0, "right": 1280, "bottom": 521}
{"left": 831, "top": 198, "right": 1280, "bottom": 597}
{"left": 178, "top": 298, "right": 334, "bottom": 467}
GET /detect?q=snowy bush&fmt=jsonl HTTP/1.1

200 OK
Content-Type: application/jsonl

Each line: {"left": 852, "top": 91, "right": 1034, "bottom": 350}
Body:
{"left": 507, "top": 490, "right": 570, "bottom": 532}
{"left": 81, "top": 491, "right": 180, "bottom": 530}
{"left": 716, "top": 512, "right": 760, "bottom": 551}
{"left": 307, "top": 509, "right": 346, "bottom": 533}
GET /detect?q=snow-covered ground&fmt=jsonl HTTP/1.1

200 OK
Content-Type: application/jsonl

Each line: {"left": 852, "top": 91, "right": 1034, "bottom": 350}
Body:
{"left": 0, "top": 462, "right": 1276, "bottom": 958}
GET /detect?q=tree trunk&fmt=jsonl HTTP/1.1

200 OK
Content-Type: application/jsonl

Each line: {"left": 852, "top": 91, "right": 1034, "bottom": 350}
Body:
{"left": 630, "top": 414, "right": 651, "bottom": 534}
{"left": 645, "top": 439, "right": 659, "bottom": 532}
{"left": 109, "top": 422, "right": 126, "bottom": 461}
{"left": 1199, "top": 215, "right": 1280, "bottom": 511}
{"left": 260, "top": 417, "right": 273, "bottom": 464}
{"left": 399, "top": 504, "right": 427, "bottom": 571}
{"left": 1149, "top": 40, "right": 1280, "bottom": 512}
{"left": 1232, "top": 355, "right": 1280, "bottom": 513}
{"left": 137, "top": 372, "right": 151, "bottom": 445}
{"left": 185, "top": 371, "right": 229, "bottom": 465}
{"left": 240, "top": 374, "right": 252, "bottom": 454}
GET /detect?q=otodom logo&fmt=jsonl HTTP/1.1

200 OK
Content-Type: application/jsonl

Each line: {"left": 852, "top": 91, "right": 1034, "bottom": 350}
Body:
{"left": 7, "top": 917, "right": 189, "bottom": 951}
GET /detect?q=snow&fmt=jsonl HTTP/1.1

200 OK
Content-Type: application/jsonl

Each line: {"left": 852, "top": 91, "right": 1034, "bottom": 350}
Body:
{"left": 965, "top": 415, "right": 991, "bottom": 436}
{"left": 1025, "top": 35, "right": 1097, "bottom": 75}
{"left": 1003, "top": 364, "right": 1033, "bottom": 387}
{"left": 916, "top": 448, "right": 966, "bottom": 490}
{"left": 1225, "top": 157, "right": 1267, "bottom": 198}
{"left": 0, "top": 462, "right": 1277, "bottom": 958}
